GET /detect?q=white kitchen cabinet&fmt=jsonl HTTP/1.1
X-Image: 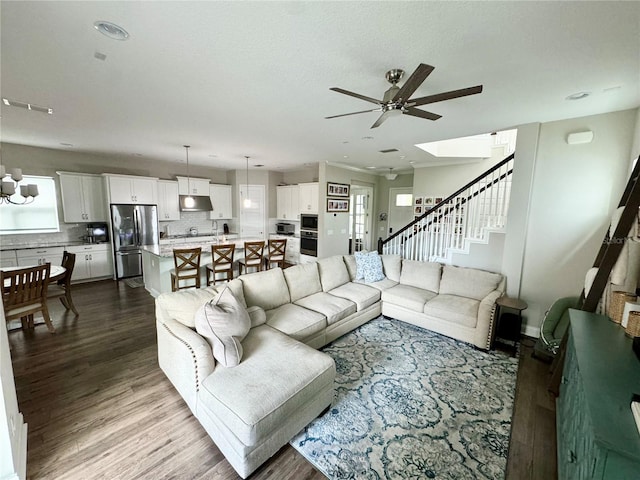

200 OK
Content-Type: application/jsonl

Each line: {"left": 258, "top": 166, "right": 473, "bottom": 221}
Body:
{"left": 277, "top": 185, "right": 300, "bottom": 221}
{"left": 0, "top": 250, "right": 17, "bottom": 268}
{"left": 16, "top": 247, "right": 65, "bottom": 268}
{"left": 177, "top": 176, "right": 210, "bottom": 196}
{"left": 106, "top": 175, "right": 158, "bottom": 204}
{"left": 67, "top": 244, "right": 112, "bottom": 281}
{"left": 298, "top": 182, "right": 319, "bottom": 214}
{"left": 210, "top": 184, "right": 232, "bottom": 219}
{"left": 58, "top": 172, "right": 107, "bottom": 222}
{"left": 157, "top": 180, "right": 180, "bottom": 221}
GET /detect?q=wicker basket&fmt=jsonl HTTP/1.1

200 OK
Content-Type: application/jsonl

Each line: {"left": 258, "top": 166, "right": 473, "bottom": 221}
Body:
{"left": 608, "top": 291, "right": 638, "bottom": 324}
{"left": 625, "top": 311, "right": 640, "bottom": 337}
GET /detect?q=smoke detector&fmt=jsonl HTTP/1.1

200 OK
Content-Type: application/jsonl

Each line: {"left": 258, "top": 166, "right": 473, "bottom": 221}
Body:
{"left": 384, "top": 168, "right": 398, "bottom": 181}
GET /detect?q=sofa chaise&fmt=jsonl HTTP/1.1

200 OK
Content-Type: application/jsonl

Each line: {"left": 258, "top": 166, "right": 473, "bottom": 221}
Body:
{"left": 155, "top": 254, "right": 505, "bottom": 477}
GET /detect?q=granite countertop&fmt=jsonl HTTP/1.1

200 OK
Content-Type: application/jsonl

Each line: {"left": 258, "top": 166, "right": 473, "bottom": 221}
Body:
{"left": 0, "top": 241, "right": 90, "bottom": 252}
{"left": 143, "top": 236, "right": 263, "bottom": 258}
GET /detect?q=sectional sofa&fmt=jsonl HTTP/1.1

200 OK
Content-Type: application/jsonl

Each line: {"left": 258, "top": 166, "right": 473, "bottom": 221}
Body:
{"left": 155, "top": 254, "right": 505, "bottom": 478}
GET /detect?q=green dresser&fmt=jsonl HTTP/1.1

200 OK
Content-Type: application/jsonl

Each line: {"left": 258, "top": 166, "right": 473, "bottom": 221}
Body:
{"left": 557, "top": 309, "right": 640, "bottom": 479}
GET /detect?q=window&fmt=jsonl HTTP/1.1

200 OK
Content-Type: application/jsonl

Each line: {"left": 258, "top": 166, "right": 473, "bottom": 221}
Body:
{"left": 395, "top": 193, "right": 413, "bottom": 207}
{"left": 0, "top": 175, "right": 60, "bottom": 234}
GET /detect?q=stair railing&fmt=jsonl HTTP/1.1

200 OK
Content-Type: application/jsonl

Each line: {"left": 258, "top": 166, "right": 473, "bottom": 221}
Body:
{"left": 379, "top": 153, "right": 514, "bottom": 261}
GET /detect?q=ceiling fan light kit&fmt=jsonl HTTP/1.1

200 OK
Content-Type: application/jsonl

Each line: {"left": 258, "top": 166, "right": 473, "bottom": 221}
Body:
{"left": 326, "top": 63, "right": 483, "bottom": 129}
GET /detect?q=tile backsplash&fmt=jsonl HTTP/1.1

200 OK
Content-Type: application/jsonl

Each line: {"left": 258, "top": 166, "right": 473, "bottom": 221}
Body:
{"left": 0, "top": 223, "right": 87, "bottom": 248}
{"left": 160, "top": 211, "right": 234, "bottom": 236}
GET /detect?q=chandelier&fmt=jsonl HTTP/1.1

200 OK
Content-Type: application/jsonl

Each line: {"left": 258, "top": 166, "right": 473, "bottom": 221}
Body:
{"left": 0, "top": 165, "right": 39, "bottom": 205}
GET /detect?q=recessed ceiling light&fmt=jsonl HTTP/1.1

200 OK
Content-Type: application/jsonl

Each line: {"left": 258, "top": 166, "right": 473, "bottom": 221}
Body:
{"left": 94, "top": 21, "right": 129, "bottom": 41}
{"left": 60, "top": 142, "right": 74, "bottom": 147}
{"left": 343, "top": 155, "right": 349, "bottom": 158}
{"left": 208, "top": 154, "right": 218, "bottom": 158}
{"left": 399, "top": 155, "right": 406, "bottom": 160}
{"left": 254, "top": 164, "right": 264, "bottom": 167}
{"left": 134, "top": 153, "right": 143, "bottom": 157}
{"left": 362, "top": 136, "right": 374, "bottom": 140}
{"left": 342, "top": 141, "right": 350, "bottom": 144}
{"left": 94, "top": 51, "right": 107, "bottom": 61}
{"left": 365, "top": 166, "right": 377, "bottom": 169}
{"left": 409, "top": 161, "right": 416, "bottom": 164}
{"left": 565, "top": 91, "right": 590, "bottom": 101}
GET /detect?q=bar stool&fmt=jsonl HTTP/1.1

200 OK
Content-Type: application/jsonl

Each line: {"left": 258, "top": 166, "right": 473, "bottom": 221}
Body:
{"left": 206, "top": 244, "right": 235, "bottom": 286}
{"left": 264, "top": 239, "right": 287, "bottom": 270}
{"left": 170, "top": 247, "right": 202, "bottom": 291}
{"left": 238, "top": 241, "right": 265, "bottom": 275}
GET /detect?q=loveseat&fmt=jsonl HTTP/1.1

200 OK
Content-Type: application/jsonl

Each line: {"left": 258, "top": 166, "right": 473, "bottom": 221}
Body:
{"left": 155, "top": 254, "right": 505, "bottom": 478}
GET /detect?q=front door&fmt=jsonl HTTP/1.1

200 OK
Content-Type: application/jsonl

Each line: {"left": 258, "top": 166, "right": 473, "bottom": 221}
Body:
{"left": 349, "top": 186, "right": 373, "bottom": 253}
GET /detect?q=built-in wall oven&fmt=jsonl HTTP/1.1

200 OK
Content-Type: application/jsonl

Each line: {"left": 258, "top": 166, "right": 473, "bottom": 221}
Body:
{"left": 300, "top": 230, "right": 318, "bottom": 257}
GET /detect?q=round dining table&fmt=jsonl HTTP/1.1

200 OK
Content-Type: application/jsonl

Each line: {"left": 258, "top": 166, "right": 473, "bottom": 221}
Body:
{"left": 1, "top": 265, "right": 66, "bottom": 286}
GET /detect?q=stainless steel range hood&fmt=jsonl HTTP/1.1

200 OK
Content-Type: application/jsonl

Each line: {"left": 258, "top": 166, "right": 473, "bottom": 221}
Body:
{"left": 179, "top": 195, "right": 213, "bottom": 212}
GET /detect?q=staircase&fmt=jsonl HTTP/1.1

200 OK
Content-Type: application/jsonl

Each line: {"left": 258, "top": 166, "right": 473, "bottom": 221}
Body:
{"left": 378, "top": 153, "right": 514, "bottom": 263}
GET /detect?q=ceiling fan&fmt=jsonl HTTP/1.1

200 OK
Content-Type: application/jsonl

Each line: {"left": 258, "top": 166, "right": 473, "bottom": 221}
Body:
{"left": 326, "top": 63, "right": 483, "bottom": 129}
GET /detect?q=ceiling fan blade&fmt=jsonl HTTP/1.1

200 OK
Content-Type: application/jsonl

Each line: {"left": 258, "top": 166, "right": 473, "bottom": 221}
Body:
{"left": 404, "top": 107, "right": 442, "bottom": 121}
{"left": 329, "top": 87, "right": 381, "bottom": 105}
{"left": 392, "top": 63, "right": 434, "bottom": 102}
{"left": 371, "top": 111, "right": 392, "bottom": 129}
{"left": 410, "top": 85, "right": 483, "bottom": 107}
{"left": 325, "top": 108, "right": 381, "bottom": 119}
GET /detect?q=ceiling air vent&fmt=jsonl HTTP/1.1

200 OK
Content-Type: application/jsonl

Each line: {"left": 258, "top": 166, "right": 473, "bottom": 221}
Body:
{"left": 379, "top": 148, "right": 399, "bottom": 154}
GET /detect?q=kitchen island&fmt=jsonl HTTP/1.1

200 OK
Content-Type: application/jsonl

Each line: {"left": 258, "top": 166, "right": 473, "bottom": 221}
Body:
{"left": 141, "top": 236, "right": 262, "bottom": 297}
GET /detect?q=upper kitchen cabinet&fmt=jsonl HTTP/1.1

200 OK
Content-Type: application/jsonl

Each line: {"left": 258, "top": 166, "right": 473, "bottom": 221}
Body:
{"left": 277, "top": 185, "right": 300, "bottom": 221}
{"left": 157, "top": 180, "right": 180, "bottom": 221}
{"left": 298, "top": 182, "right": 319, "bottom": 214}
{"left": 209, "top": 184, "right": 232, "bottom": 219}
{"left": 177, "top": 176, "right": 210, "bottom": 196}
{"left": 57, "top": 172, "right": 107, "bottom": 222}
{"left": 105, "top": 174, "right": 158, "bottom": 204}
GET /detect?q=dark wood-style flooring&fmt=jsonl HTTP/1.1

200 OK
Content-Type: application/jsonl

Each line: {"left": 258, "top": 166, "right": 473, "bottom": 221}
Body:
{"left": 8, "top": 279, "right": 557, "bottom": 479}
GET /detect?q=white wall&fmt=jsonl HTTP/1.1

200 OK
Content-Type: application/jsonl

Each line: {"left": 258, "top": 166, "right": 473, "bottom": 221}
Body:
{"left": 518, "top": 109, "right": 637, "bottom": 333}
{"left": 501, "top": 123, "right": 540, "bottom": 300}
{"left": 1, "top": 307, "right": 27, "bottom": 480}
{"left": 411, "top": 146, "right": 507, "bottom": 199}
{"left": 318, "top": 163, "right": 378, "bottom": 257}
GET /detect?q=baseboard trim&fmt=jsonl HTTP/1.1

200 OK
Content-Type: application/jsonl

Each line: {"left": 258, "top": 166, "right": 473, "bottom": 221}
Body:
{"left": 523, "top": 324, "right": 540, "bottom": 338}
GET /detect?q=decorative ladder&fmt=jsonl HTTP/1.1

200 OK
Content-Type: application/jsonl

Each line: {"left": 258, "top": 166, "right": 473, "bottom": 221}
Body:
{"left": 378, "top": 153, "right": 515, "bottom": 261}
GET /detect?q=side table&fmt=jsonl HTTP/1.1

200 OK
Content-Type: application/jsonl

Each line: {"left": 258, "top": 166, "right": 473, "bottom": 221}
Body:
{"left": 491, "top": 296, "right": 528, "bottom": 355}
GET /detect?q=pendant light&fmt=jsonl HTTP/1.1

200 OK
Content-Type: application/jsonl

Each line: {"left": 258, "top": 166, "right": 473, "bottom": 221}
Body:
{"left": 243, "top": 156, "right": 251, "bottom": 209}
{"left": 183, "top": 145, "right": 195, "bottom": 209}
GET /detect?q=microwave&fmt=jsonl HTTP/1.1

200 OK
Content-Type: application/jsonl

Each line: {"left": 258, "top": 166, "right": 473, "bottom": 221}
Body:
{"left": 300, "top": 214, "right": 318, "bottom": 231}
{"left": 276, "top": 223, "right": 295, "bottom": 235}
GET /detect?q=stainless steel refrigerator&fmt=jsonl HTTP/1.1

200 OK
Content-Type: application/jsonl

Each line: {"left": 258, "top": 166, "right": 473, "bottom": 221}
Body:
{"left": 111, "top": 204, "right": 159, "bottom": 279}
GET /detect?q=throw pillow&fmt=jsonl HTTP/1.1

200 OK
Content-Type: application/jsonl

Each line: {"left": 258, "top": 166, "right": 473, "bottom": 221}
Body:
{"left": 195, "top": 286, "right": 251, "bottom": 367}
{"left": 354, "top": 251, "right": 368, "bottom": 280}
{"left": 362, "top": 251, "right": 385, "bottom": 283}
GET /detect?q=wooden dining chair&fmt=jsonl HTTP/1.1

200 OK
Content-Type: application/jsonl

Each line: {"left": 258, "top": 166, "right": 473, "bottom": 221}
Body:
{"left": 206, "top": 244, "right": 235, "bottom": 286}
{"left": 170, "top": 247, "right": 202, "bottom": 291}
{"left": 238, "top": 241, "right": 265, "bottom": 275}
{"left": 1, "top": 263, "right": 56, "bottom": 333}
{"left": 47, "top": 251, "right": 79, "bottom": 316}
{"left": 264, "top": 239, "right": 287, "bottom": 270}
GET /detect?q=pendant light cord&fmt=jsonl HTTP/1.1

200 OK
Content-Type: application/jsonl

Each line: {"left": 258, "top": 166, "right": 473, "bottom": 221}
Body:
{"left": 184, "top": 145, "right": 191, "bottom": 193}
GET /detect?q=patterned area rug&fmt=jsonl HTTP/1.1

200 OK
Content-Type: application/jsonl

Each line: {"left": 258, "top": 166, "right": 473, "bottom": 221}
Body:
{"left": 290, "top": 316, "right": 519, "bottom": 480}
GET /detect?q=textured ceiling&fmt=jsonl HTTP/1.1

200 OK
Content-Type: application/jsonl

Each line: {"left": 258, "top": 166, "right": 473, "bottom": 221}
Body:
{"left": 1, "top": 1, "right": 638, "bottom": 173}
